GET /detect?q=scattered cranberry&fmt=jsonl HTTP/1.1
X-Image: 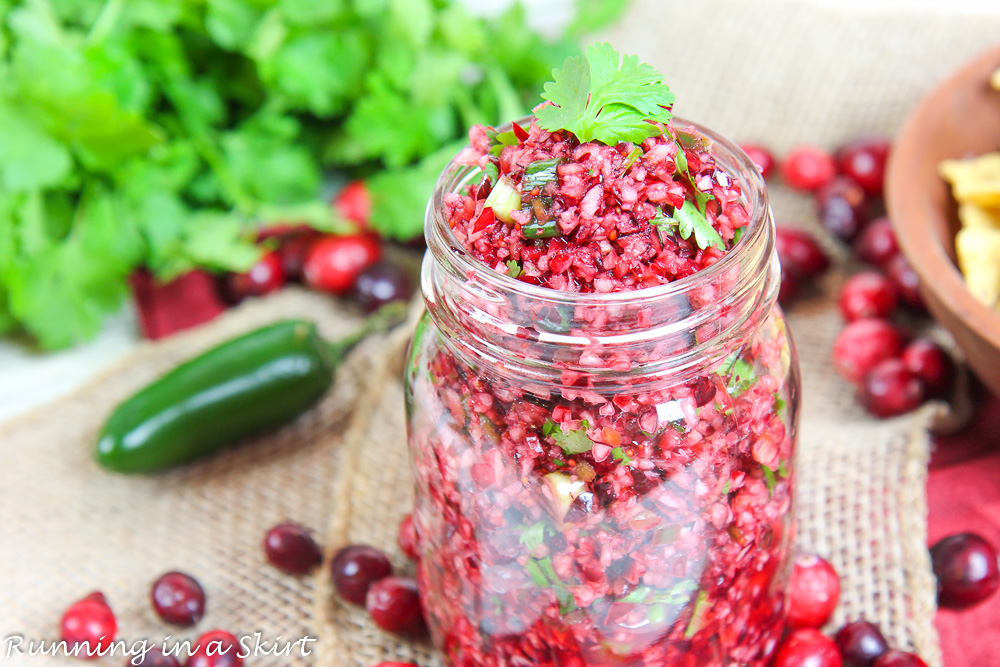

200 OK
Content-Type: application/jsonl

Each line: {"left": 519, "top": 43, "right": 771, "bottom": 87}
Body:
{"left": 838, "top": 272, "right": 898, "bottom": 322}
{"left": 873, "top": 650, "right": 928, "bottom": 667}
{"left": 930, "top": 532, "right": 1000, "bottom": 609}
{"left": 151, "top": 572, "right": 205, "bottom": 627}
{"left": 817, "top": 177, "right": 869, "bottom": 242}
{"left": 832, "top": 318, "right": 905, "bottom": 384}
{"left": 776, "top": 226, "right": 831, "bottom": 277}
{"left": 787, "top": 553, "right": 841, "bottom": 629}
{"left": 372, "top": 663, "right": 419, "bottom": 667}
{"left": 264, "top": 522, "right": 323, "bottom": 575}
{"left": 901, "top": 339, "right": 954, "bottom": 398}
{"left": 885, "top": 254, "right": 924, "bottom": 310}
{"left": 836, "top": 137, "right": 891, "bottom": 196}
{"left": 853, "top": 218, "right": 899, "bottom": 267}
{"left": 365, "top": 576, "right": 427, "bottom": 637}
{"left": 186, "top": 630, "right": 242, "bottom": 667}
{"left": 130, "top": 647, "right": 181, "bottom": 667}
{"left": 834, "top": 620, "right": 889, "bottom": 667}
{"left": 740, "top": 143, "right": 776, "bottom": 179}
{"left": 61, "top": 592, "right": 117, "bottom": 660}
{"left": 223, "top": 251, "right": 285, "bottom": 302}
{"left": 778, "top": 264, "right": 800, "bottom": 307}
{"left": 331, "top": 545, "right": 393, "bottom": 605}
{"left": 303, "top": 234, "right": 382, "bottom": 295}
{"left": 773, "top": 628, "right": 842, "bottom": 667}
{"left": 860, "top": 359, "right": 925, "bottom": 418}
{"left": 783, "top": 145, "right": 837, "bottom": 192}
{"left": 354, "top": 261, "right": 413, "bottom": 313}
{"left": 276, "top": 230, "right": 323, "bottom": 281}
{"left": 398, "top": 514, "right": 419, "bottom": 561}
{"left": 334, "top": 180, "right": 372, "bottom": 229}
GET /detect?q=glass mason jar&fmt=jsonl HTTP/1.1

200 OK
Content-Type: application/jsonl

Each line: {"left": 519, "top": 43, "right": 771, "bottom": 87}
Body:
{"left": 404, "top": 120, "right": 800, "bottom": 666}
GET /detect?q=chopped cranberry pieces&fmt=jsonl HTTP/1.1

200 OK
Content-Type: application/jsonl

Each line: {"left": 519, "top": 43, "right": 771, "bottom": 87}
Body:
{"left": 264, "top": 521, "right": 324, "bottom": 575}
{"left": 787, "top": 553, "right": 841, "bottom": 629}
{"left": 152, "top": 572, "right": 205, "bottom": 627}
{"left": 61, "top": 592, "right": 116, "bottom": 660}
{"left": 185, "top": 630, "right": 242, "bottom": 667}
{"left": 836, "top": 137, "right": 891, "bottom": 197}
{"left": 930, "top": 533, "right": 1000, "bottom": 609}
{"left": 834, "top": 620, "right": 889, "bottom": 667}
{"left": 398, "top": 514, "right": 419, "bottom": 561}
{"left": 859, "top": 359, "right": 925, "bottom": 418}
{"left": 838, "top": 271, "right": 898, "bottom": 322}
{"left": 782, "top": 145, "right": 837, "bottom": 192}
{"left": 331, "top": 545, "right": 393, "bottom": 605}
{"left": 365, "top": 576, "right": 427, "bottom": 637}
{"left": 901, "top": 339, "right": 954, "bottom": 398}
{"left": 773, "top": 628, "right": 842, "bottom": 667}
{"left": 832, "top": 319, "right": 905, "bottom": 384}
{"left": 872, "top": 650, "right": 928, "bottom": 667}
{"left": 852, "top": 217, "right": 899, "bottom": 267}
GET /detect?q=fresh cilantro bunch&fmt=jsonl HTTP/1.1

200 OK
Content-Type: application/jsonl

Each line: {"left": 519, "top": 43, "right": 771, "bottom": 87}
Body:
{"left": 0, "top": 0, "right": 627, "bottom": 349}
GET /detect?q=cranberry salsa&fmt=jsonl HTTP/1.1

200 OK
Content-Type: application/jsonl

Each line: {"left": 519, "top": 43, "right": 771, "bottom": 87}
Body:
{"left": 406, "top": 45, "right": 797, "bottom": 666}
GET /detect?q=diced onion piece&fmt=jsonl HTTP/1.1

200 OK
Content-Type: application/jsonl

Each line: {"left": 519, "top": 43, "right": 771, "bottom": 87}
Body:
{"left": 484, "top": 175, "right": 521, "bottom": 224}
{"left": 543, "top": 472, "right": 585, "bottom": 519}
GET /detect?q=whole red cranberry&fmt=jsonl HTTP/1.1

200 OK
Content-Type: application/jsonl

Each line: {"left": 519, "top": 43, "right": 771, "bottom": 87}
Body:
{"left": 151, "top": 572, "right": 205, "bottom": 627}
{"left": 398, "top": 514, "right": 419, "bottom": 561}
{"left": 776, "top": 226, "right": 831, "bottom": 277}
{"left": 331, "top": 545, "right": 393, "bottom": 605}
{"left": 186, "top": 630, "right": 242, "bottom": 667}
{"left": 276, "top": 230, "right": 323, "bottom": 281}
{"left": 264, "top": 522, "right": 323, "bottom": 575}
{"left": 838, "top": 271, "right": 899, "bottom": 322}
{"left": 885, "top": 254, "right": 924, "bottom": 309}
{"left": 783, "top": 146, "right": 837, "bottom": 192}
{"left": 860, "top": 359, "right": 925, "bottom": 418}
{"left": 930, "top": 533, "right": 1000, "bottom": 609}
{"left": 817, "top": 177, "right": 869, "bottom": 242}
{"left": 836, "top": 137, "right": 891, "bottom": 196}
{"left": 223, "top": 251, "right": 285, "bottom": 302}
{"left": 832, "top": 318, "right": 905, "bottom": 384}
{"left": 873, "top": 650, "right": 928, "bottom": 667}
{"left": 740, "top": 143, "right": 776, "bottom": 179}
{"left": 373, "top": 663, "right": 419, "bottom": 667}
{"left": 901, "top": 339, "right": 954, "bottom": 398}
{"left": 779, "top": 264, "right": 801, "bottom": 307}
{"left": 131, "top": 647, "right": 181, "bottom": 667}
{"left": 303, "top": 234, "right": 382, "bottom": 295}
{"left": 333, "top": 180, "right": 372, "bottom": 228}
{"left": 365, "top": 576, "right": 427, "bottom": 637}
{"left": 354, "top": 261, "right": 413, "bottom": 313}
{"left": 834, "top": 620, "right": 889, "bottom": 667}
{"left": 773, "top": 628, "right": 842, "bottom": 667}
{"left": 853, "top": 217, "right": 899, "bottom": 267}
{"left": 61, "top": 592, "right": 117, "bottom": 660}
{"left": 787, "top": 553, "right": 841, "bottom": 629}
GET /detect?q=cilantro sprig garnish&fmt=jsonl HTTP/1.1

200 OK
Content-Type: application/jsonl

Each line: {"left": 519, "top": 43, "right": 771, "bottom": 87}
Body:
{"left": 536, "top": 43, "right": 675, "bottom": 146}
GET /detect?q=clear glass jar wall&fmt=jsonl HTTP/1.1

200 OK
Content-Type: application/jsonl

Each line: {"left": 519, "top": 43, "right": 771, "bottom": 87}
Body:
{"left": 404, "top": 120, "right": 800, "bottom": 666}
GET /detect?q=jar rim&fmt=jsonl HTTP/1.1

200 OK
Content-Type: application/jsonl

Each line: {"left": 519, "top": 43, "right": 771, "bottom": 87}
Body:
{"left": 425, "top": 115, "right": 771, "bottom": 307}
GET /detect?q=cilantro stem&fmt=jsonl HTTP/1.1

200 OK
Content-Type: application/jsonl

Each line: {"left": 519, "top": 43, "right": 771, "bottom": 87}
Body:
{"left": 87, "top": 0, "right": 126, "bottom": 43}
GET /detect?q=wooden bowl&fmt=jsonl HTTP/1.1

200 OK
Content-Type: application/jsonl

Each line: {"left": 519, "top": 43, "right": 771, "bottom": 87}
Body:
{"left": 886, "top": 44, "right": 1000, "bottom": 396}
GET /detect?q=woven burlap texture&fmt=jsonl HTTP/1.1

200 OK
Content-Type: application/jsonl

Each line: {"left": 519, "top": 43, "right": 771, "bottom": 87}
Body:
{"left": 3, "top": 1, "right": 999, "bottom": 665}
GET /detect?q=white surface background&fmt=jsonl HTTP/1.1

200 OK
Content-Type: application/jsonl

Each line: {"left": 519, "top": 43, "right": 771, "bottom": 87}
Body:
{"left": 1, "top": 0, "right": 999, "bottom": 426}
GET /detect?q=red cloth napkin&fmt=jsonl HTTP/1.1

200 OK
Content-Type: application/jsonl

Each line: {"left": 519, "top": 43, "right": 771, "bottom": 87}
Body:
{"left": 928, "top": 391, "right": 1000, "bottom": 666}
{"left": 130, "top": 269, "right": 228, "bottom": 340}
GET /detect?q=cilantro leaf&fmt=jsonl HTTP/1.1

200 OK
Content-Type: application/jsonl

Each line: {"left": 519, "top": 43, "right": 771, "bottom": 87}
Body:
{"left": 674, "top": 200, "right": 724, "bottom": 251}
{"left": 536, "top": 43, "right": 675, "bottom": 146}
{"left": 543, "top": 419, "right": 595, "bottom": 455}
{"left": 505, "top": 260, "right": 524, "bottom": 278}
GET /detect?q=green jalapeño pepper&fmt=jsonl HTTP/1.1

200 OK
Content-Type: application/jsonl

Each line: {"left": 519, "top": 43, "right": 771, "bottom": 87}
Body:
{"left": 96, "top": 305, "right": 404, "bottom": 474}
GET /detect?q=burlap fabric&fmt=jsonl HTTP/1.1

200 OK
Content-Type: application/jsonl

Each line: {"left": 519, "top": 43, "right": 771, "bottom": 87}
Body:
{"left": 3, "top": 1, "right": 1000, "bottom": 665}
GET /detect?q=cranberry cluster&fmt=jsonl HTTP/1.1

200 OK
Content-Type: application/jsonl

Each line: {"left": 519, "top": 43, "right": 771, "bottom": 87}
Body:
{"left": 770, "top": 553, "right": 927, "bottom": 667}
{"left": 329, "top": 515, "right": 428, "bottom": 638}
{"left": 741, "top": 139, "right": 957, "bottom": 419}
{"left": 58, "top": 520, "right": 326, "bottom": 665}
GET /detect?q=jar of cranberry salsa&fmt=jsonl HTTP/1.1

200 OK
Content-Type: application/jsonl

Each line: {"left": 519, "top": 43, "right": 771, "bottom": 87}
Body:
{"left": 405, "top": 115, "right": 799, "bottom": 666}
